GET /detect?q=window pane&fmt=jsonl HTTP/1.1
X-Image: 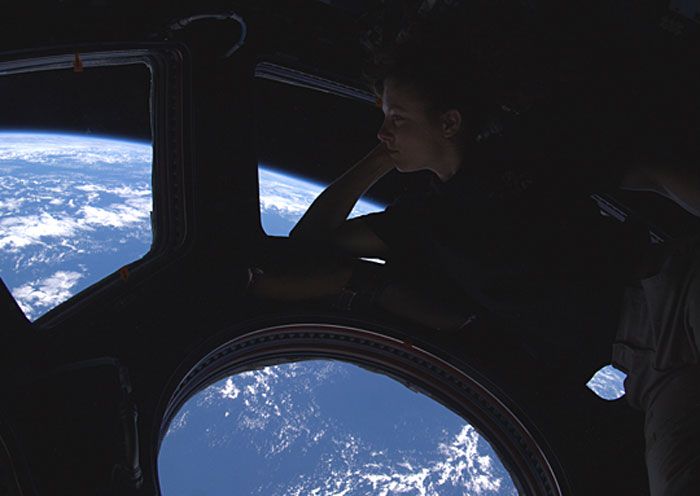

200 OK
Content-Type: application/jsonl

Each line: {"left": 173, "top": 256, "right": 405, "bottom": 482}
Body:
{"left": 259, "top": 166, "right": 383, "bottom": 237}
{"left": 586, "top": 364, "right": 627, "bottom": 400}
{"left": 0, "top": 132, "right": 152, "bottom": 321}
{"left": 255, "top": 76, "right": 387, "bottom": 237}
{"left": 160, "top": 360, "right": 518, "bottom": 495}
{"left": 0, "top": 62, "right": 152, "bottom": 322}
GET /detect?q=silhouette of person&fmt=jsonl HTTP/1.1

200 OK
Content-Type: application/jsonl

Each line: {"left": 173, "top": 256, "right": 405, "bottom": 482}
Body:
{"left": 250, "top": 5, "right": 700, "bottom": 493}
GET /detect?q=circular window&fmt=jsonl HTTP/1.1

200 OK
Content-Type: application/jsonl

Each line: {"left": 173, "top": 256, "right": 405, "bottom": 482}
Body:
{"left": 157, "top": 323, "right": 563, "bottom": 495}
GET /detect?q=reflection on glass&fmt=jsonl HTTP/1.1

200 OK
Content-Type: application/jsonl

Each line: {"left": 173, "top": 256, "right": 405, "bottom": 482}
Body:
{"left": 160, "top": 360, "right": 519, "bottom": 495}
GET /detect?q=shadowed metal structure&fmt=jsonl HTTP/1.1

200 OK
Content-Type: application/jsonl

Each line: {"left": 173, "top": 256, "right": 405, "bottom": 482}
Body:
{"left": 0, "top": 1, "right": 698, "bottom": 494}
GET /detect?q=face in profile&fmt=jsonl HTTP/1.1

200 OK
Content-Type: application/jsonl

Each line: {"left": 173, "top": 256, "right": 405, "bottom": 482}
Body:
{"left": 377, "top": 78, "right": 462, "bottom": 176}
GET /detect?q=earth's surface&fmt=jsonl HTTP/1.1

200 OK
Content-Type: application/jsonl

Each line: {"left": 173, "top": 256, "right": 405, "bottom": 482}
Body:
{"left": 0, "top": 132, "right": 625, "bottom": 495}
{"left": 0, "top": 132, "right": 152, "bottom": 320}
{"left": 160, "top": 361, "right": 518, "bottom": 496}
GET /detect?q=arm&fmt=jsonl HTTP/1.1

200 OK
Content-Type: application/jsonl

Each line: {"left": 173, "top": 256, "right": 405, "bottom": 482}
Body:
{"left": 621, "top": 164, "right": 700, "bottom": 217}
{"left": 289, "top": 143, "right": 395, "bottom": 241}
{"left": 376, "top": 282, "right": 477, "bottom": 332}
{"left": 248, "top": 265, "right": 477, "bottom": 332}
{"left": 248, "top": 263, "right": 352, "bottom": 302}
{"left": 250, "top": 145, "right": 395, "bottom": 302}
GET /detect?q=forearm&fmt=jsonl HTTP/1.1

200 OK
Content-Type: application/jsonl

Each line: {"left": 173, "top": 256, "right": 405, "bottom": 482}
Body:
{"left": 376, "top": 282, "right": 477, "bottom": 332}
{"left": 248, "top": 264, "right": 352, "bottom": 301}
{"left": 290, "top": 145, "right": 394, "bottom": 239}
{"left": 249, "top": 264, "right": 477, "bottom": 332}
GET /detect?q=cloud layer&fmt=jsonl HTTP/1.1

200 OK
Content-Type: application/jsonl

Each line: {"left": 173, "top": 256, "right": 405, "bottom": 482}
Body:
{"left": 164, "top": 362, "right": 517, "bottom": 495}
{"left": 0, "top": 133, "right": 151, "bottom": 166}
{"left": 13, "top": 270, "right": 83, "bottom": 318}
{"left": 0, "top": 132, "right": 153, "bottom": 320}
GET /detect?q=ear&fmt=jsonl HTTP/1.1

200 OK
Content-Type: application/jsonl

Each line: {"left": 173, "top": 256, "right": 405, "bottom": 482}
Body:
{"left": 440, "top": 109, "right": 462, "bottom": 139}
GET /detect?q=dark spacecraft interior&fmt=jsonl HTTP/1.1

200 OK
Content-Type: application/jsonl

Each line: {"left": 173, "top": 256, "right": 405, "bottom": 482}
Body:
{"left": 0, "top": 1, "right": 699, "bottom": 495}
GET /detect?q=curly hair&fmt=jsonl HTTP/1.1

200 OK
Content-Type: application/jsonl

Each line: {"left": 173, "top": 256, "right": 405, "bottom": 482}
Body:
{"left": 363, "top": 1, "right": 547, "bottom": 140}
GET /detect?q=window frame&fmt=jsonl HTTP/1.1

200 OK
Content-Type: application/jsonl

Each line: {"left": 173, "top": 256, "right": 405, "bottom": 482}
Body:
{"left": 156, "top": 320, "right": 566, "bottom": 496}
{"left": 0, "top": 44, "right": 193, "bottom": 328}
{"left": 253, "top": 58, "right": 386, "bottom": 239}
{"left": 254, "top": 60, "right": 377, "bottom": 104}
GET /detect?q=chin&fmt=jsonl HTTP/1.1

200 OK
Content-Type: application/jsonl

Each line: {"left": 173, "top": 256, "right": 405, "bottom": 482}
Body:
{"left": 392, "top": 157, "right": 413, "bottom": 171}
{"left": 396, "top": 163, "right": 423, "bottom": 174}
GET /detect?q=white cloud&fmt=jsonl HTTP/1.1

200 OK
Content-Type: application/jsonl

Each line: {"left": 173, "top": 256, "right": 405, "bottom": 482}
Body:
{"left": 0, "top": 133, "right": 151, "bottom": 166}
{"left": 186, "top": 364, "right": 332, "bottom": 454}
{"left": 12, "top": 270, "right": 83, "bottom": 320}
{"left": 219, "top": 377, "right": 240, "bottom": 400}
{"left": 0, "top": 198, "right": 26, "bottom": 212}
{"left": 285, "top": 424, "right": 508, "bottom": 496}
{"left": 204, "top": 361, "right": 511, "bottom": 496}
{"left": 434, "top": 424, "right": 503, "bottom": 493}
{"left": 0, "top": 133, "right": 154, "bottom": 321}
{"left": 166, "top": 410, "right": 190, "bottom": 436}
{"left": 79, "top": 202, "right": 149, "bottom": 228}
{"left": 75, "top": 184, "right": 151, "bottom": 198}
{"left": 162, "top": 361, "right": 517, "bottom": 495}
{"left": 0, "top": 182, "right": 151, "bottom": 252}
{"left": 0, "top": 213, "right": 84, "bottom": 251}
{"left": 259, "top": 192, "right": 314, "bottom": 217}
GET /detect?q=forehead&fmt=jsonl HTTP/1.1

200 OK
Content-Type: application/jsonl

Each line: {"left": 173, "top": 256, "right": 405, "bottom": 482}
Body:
{"left": 381, "top": 78, "right": 429, "bottom": 114}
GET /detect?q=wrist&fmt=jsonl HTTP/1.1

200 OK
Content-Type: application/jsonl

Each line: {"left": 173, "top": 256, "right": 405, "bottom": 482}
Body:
{"left": 362, "top": 145, "right": 394, "bottom": 173}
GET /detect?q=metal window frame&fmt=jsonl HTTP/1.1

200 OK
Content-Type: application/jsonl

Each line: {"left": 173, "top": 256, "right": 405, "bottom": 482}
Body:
{"left": 255, "top": 60, "right": 377, "bottom": 104}
{"left": 155, "top": 319, "right": 566, "bottom": 496}
{"left": 0, "top": 44, "right": 193, "bottom": 329}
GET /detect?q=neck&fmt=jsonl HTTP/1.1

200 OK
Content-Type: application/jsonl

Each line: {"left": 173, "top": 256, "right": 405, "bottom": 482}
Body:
{"left": 433, "top": 144, "right": 464, "bottom": 182}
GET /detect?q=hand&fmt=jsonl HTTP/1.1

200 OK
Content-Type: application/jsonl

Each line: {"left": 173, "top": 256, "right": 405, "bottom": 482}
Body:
{"left": 363, "top": 142, "right": 396, "bottom": 175}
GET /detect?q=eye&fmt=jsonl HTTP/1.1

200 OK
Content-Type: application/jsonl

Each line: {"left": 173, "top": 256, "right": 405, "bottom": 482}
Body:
{"left": 391, "top": 115, "right": 404, "bottom": 124}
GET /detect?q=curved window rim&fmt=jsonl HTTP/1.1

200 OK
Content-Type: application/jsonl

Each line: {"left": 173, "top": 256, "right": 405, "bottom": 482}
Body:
{"left": 156, "top": 321, "right": 564, "bottom": 496}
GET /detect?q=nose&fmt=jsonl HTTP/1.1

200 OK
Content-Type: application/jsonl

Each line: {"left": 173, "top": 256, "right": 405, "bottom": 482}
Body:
{"left": 377, "top": 119, "right": 393, "bottom": 145}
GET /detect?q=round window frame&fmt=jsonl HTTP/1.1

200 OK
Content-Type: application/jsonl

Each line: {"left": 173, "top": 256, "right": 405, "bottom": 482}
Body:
{"left": 156, "top": 321, "right": 565, "bottom": 496}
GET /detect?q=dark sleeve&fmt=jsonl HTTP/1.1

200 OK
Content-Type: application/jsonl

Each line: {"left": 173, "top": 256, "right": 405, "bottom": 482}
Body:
{"left": 360, "top": 193, "right": 467, "bottom": 301}
{"left": 360, "top": 193, "right": 433, "bottom": 259}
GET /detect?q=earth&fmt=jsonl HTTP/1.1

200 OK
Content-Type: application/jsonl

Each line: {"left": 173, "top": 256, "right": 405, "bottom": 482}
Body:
{"left": 0, "top": 132, "right": 152, "bottom": 320}
{"left": 0, "top": 132, "right": 626, "bottom": 495}
{"left": 160, "top": 360, "right": 517, "bottom": 496}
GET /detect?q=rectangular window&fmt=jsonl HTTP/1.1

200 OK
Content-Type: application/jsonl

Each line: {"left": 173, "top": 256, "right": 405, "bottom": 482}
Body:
{"left": 254, "top": 63, "right": 387, "bottom": 237}
{"left": 0, "top": 61, "right": 153, "bottom": 321}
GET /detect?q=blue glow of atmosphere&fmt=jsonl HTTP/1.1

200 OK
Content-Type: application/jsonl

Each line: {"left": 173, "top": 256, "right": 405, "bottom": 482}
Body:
{"left": 0, "top": 129, "right": 152, "bottom": 146}
{"left": 258, "top": 163, "right": 386, "bottom": 211}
